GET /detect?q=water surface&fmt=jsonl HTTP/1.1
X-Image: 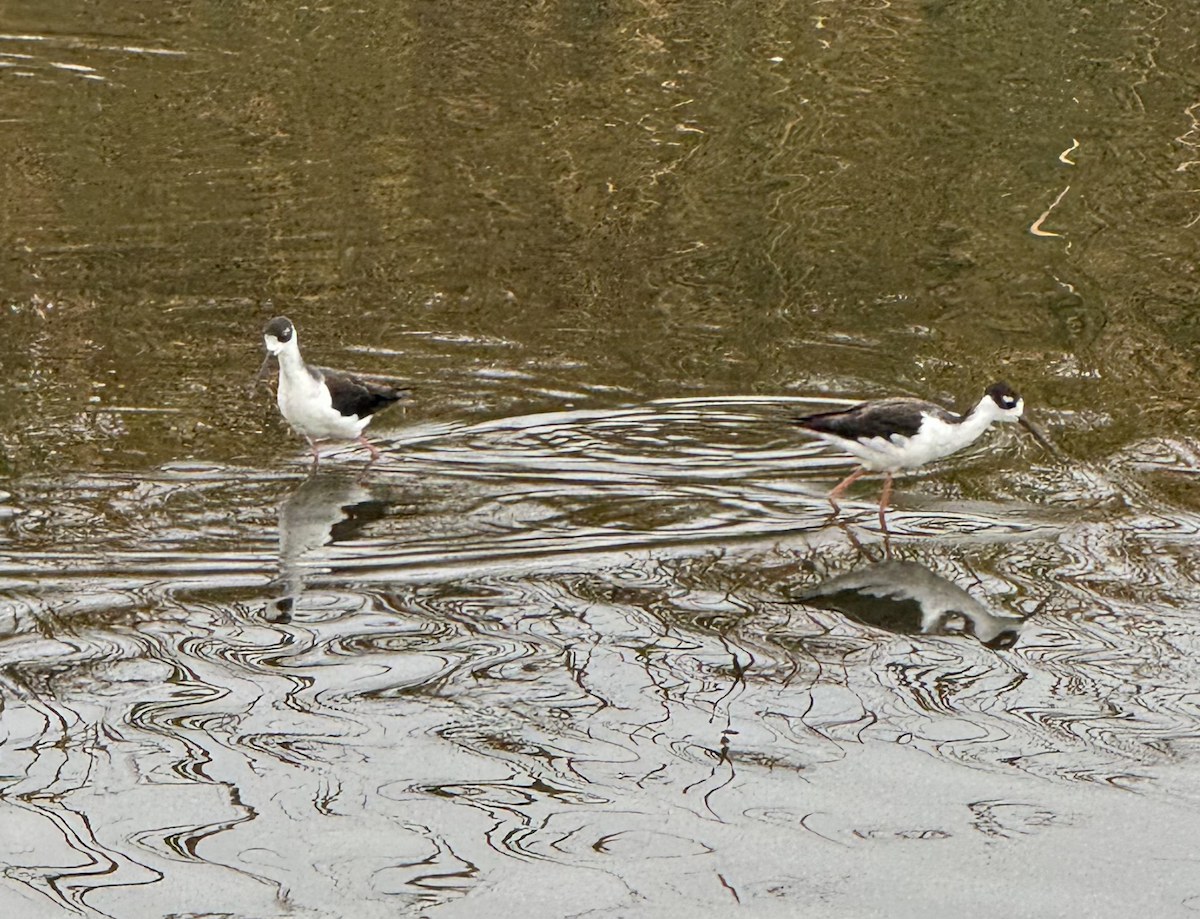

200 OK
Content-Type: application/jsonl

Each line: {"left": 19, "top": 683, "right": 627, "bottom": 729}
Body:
{"left": 3, "top": 1, "right": 1200, "bottom": 916}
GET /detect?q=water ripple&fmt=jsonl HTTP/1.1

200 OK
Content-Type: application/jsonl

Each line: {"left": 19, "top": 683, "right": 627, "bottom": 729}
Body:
{"left": 3, "top": 400, "right": 1200, "bottom": 913}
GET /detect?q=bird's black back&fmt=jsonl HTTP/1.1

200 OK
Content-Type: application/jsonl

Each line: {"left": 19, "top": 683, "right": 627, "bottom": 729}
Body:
{"left": 794, "top": 398, "right": 958, "bottom": 441}
{"left": 316, "top": 366, "right": 409, "bottom": 419}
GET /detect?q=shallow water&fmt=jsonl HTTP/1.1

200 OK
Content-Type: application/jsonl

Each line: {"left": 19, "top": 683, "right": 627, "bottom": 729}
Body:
{"left": 4, "top": 1, "right": 1200, "bottom": 917}
{"left": 5, "top": 405, "right": 1200, "bottom": 916}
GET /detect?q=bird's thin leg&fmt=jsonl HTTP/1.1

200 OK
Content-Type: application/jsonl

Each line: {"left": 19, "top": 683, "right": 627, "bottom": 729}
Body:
{"left": 306, "top": 437, "right": 321, "bottom": 472}
{"left": 357, "top": 436, "right": 381, "bottom": 462}
{"left": 826, "top": 466, "right": 867, "bottom": 515}
{"left": 837, "top": 518, "right": 883, "bottom": 564}
{"left": 877, "top": 473, "right": 894, "bottom": 533}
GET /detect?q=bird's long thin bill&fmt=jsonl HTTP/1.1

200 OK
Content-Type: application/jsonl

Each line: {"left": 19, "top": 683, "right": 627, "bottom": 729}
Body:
{"left": 250, "top": 353, "right": 275, "bottom": 396}
{"left": 1019, "top": 416, "right": 1058, "bottom": 456}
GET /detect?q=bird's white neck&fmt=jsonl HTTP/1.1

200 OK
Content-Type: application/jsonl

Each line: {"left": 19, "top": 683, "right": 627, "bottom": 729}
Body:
{"left": 957, "top": 395, "right": 1005, "bottom": 440}
{"left": 275, "top": 340, "right": 307, "bottom": 379}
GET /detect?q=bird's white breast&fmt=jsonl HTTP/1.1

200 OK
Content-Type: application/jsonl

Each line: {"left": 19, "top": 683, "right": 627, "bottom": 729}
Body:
{"left": 277, "top": 363, "right": 370, "bottom": 440}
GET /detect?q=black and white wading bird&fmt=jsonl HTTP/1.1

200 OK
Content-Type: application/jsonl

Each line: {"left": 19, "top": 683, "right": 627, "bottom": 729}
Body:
{"left": 256, "top": 316, "right": 407, "bottom": 467}
{"left": 793, "top": 381, "right": 1053, "bottom": 529}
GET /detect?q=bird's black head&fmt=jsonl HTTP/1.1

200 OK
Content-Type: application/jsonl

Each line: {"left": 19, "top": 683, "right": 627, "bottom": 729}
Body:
{"left": 263, "top": 316, "right": 294, "bottom": 343}
{"left": 985, "top": 381, "right": 1021, "bottom": 412}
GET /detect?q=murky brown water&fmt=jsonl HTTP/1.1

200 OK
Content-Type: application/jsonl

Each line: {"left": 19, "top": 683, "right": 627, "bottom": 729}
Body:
{"left": 4, "top": 1, "right": 1200, "bottom": 917}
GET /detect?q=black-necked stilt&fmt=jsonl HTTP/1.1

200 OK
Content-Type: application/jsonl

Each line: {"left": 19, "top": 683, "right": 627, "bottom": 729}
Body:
{"left": 256, "top": 316, "right": 407, "bottom": 467}
{"left": 794, "top": 381, "right": 1053, "bottom": 529}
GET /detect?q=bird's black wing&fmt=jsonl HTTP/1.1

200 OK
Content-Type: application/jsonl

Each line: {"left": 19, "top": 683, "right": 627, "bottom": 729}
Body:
{"left": 794, "top": 398, "right": 956, "bottom": 441}
{"left": 315, "top": 366, "right": 409, "bottom": 419}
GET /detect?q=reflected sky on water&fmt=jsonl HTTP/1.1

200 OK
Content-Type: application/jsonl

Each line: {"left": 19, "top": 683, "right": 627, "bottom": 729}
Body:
{"left": 3, "top": 1, "right": 1200, "bottom": 916}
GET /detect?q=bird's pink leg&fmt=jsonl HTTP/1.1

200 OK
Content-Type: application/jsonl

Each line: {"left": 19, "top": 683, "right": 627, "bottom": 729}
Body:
{"left": 877, "top": 473, "right": 894, "bottom": 532}
{"left": 357, "top": 436, "right": 381, "bottom": 462}
{"left": 306, "top": 437, "right": 321, "bottom": 471}
{"left": 826, "top": 466, "right": 867, "bottom": 515}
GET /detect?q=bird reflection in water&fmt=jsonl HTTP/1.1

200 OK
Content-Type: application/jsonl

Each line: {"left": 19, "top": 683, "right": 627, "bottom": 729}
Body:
{"left": 269, "top": 471, "right": 389, "bottom": 620}
{"left": 794, "top": 559, "right": 1025, "bottom": 649}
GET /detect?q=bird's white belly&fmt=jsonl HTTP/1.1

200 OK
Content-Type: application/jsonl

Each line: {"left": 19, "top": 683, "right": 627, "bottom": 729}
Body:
{"left": 830, "top": 419, "right": 986, "bottom": 472}
{"left": 278, "top": 371, "right": 369, "bottom": 441}
{"left": 852, "top": 435, "right": 946, "bottom": 471}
